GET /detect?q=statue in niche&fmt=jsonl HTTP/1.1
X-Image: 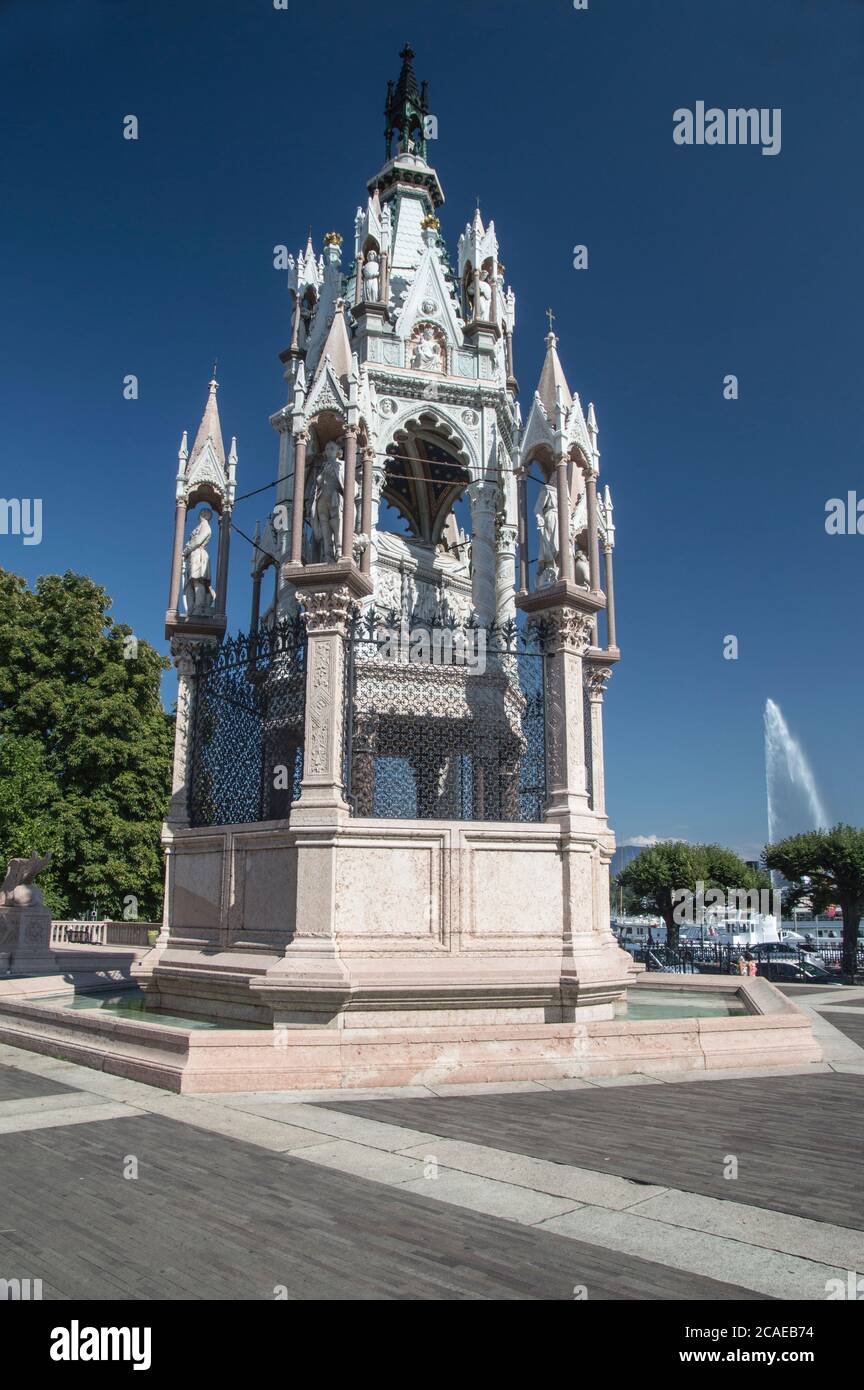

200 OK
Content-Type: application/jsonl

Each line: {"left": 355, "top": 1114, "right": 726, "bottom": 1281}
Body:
{"left": 434, "top": 581, "right": 453, "bottom": 627}
{"left": 411, "top": 325, "right": 443, "bottom": 372}
{"left": 534, "top": 482, "right": 559, "bottom": 588}
{"left": 308, "top": 440, "right": 345, "bottom": 564}
{"left": 468, "top": 272, "right": 492, "bottom": 323}
{"left": 573, "top": 545, "right": 591, "bottom": 589}
{"left": 362, "top": 249, "right": 381, "bottom": 303}
{"left": 183, "top": 507, "right": 216, "bottom": 614}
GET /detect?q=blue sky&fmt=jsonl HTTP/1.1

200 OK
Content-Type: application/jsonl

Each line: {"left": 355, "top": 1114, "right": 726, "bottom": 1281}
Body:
{"left": 2, "top": 0, "right": 862, "bottom": 858}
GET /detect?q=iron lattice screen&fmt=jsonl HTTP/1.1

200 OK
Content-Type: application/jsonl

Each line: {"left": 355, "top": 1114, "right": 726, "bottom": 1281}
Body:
{"left": 344, "top": 612, "right": 547, "bottom": 822}
{"left": 189, "top": 618, "right": 306, "bottom": 827}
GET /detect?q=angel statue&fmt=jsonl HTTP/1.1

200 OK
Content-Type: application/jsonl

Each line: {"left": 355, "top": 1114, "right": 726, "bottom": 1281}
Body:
{"left": 0, "top": 851, "right": 51, "bottom": 906}
{"left": 183, "top": 507, "right": 217, "bottom": 615}
{"left": 308, "top": 440, "right": 345, "bottom": 563}
{"left": 534, "top": 481, "right": 559, "bottom": 588}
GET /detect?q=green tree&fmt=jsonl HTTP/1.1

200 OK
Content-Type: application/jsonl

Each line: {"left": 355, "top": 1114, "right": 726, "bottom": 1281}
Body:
{"left": 616, "top": 841, "right": 766, "bottom": 951}
{"left": 0, "top": 569, "right": 173, "bottom": 918}
{"left": 765, "top": 826, "right": 864, "bottom": 978}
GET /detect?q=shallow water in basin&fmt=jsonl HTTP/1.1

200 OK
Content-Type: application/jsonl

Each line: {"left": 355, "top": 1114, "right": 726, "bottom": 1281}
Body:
{"left": 46, "top": 989, "right": 267, "bottom": 1031}
{"left": 617, "top": 988, "right": 748, "bottom": 1020}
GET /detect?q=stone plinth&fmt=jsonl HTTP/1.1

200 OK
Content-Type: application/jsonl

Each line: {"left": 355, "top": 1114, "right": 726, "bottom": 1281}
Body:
{"left": 0, "top": 887, "right": 56, "bottom": 976}
{"left": 134, "top": 814, "right": 634, "bottom": 1032}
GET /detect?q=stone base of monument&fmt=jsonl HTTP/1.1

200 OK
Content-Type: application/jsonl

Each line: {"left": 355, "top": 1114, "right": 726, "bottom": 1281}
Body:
{"left": 131, "top": 813, "right": 637, "bottom": 1031}
{"left": 0, "top": 893, "right": 57, "bottom": 976}
{"left": 0, "top": 973, "right": 823, "bottom": 1094}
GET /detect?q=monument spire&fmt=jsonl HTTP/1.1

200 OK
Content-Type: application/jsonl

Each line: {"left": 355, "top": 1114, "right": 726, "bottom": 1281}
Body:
{"left": 384, "top": 42, "right": 430, "bottom": 163}
{"left": 536, "top": 326, "right": 573, "bottom": 419}
{"left": 189, "top": 375, "right": 225, "bottom": 468}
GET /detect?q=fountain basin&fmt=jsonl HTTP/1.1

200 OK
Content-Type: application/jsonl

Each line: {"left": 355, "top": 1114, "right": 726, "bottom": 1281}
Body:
{"left": 0, "top": 969, "right": 822, "bottom": 1094}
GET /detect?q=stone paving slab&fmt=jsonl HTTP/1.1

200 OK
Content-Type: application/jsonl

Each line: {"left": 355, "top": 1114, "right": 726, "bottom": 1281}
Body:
{"left": 396, "top": 1169, "right": 582, "bottom": 1226}
{"left": 0, "top": 1102, "right": 143, "bottom": 1135}
{"left": 396, "top": 1136, "right": 668, "bottom": 1208}
{"left": 0, "top": 1092, "right": 113, "bottom": 1120}
{"left": 626, "top": 1189, "right": 864, "bottom": 1270}
{"left": 537, "top": 1205, "right": 846, "bottom": 1300}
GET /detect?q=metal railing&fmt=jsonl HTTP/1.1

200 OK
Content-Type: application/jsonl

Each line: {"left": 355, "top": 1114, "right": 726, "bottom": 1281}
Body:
{"left": 623, "top": 941, "right": 864, "bottom": 982}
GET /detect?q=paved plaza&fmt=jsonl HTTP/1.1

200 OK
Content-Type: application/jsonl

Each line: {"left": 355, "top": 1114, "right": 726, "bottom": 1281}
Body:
{"left": 1, "top": 984, "right": 861, "bottom": 1301}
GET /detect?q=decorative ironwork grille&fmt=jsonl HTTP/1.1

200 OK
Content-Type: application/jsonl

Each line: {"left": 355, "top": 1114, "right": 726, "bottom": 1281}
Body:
{"left": 189, "top": 618, "right": 306, "bottom": 827}
{"left": 343, "top": 611, "right": 547, "bottom": 822}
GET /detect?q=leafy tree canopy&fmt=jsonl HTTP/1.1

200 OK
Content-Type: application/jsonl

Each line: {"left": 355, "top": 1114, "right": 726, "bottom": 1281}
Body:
{"left": 765, "top": 825, "right": 864, "bottom": 975}
{"left": 0, "top": 569, "right": 172, "bottom": 918}
{"left": 616, "top": 841, "right": 768, "bottom": 949}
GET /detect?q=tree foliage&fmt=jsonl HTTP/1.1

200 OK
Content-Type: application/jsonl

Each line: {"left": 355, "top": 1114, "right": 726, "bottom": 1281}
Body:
{"left": 765, "top": 825, "right": 864, "bottom": 977}
{"left": 0, "top": 569, "right": 172, "bottom": 918}
{"left": 616, "top": 841, "right": 768, "bottom": 950}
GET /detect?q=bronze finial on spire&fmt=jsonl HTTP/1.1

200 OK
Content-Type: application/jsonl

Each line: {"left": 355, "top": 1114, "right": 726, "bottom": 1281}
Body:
{"left": 384, "top": 43, "right": 429, "bottom": 163}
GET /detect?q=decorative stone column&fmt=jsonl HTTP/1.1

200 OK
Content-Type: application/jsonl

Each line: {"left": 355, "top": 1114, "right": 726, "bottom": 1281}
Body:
{"left": 290, "top": 431, "right": 309, "bottom": 565}
{"left": 584, "top": 661, "right": 614, "bottom": 818}
{"left": 361, "top": 444, "right": 383, "bottom": 575}
{"left": 215, "top": 509, "right": 232, "bottom": 616}
{"left": 255, "top": 583, "right": 357, "bottom": 1024}
{"left": 295, "top": 587, "right": 353, "bottom": 817}
{"left": 517, "top": 473, "right": 529, "bottom": 595}
{"left": 495, "top": 522, "right": 518, "bottom": 628}
{"left": 166, "top": 636, "right": 202, "bottom": 828}
{"left": 167, "top": 499, "right": 187, "bottom": 615}
{"left": 584, "top": 465, "right": 601, "bottom": 594}
{"left": 543, "top": 608, "right": 595, "bottom": 820}
{"left": 603, "top": 540, "right": 618, "bottom": 651}
{"left": 555, "top": 454, "right": 574, "bottom": 584}
{"left": 341, "top": 427, "right": 358, "bottom": 560}
{"left": 468, "top": 481, "right": 498, "bottom": 624}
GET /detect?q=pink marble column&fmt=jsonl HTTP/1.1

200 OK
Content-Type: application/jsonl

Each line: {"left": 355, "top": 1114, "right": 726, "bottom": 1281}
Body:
{"left": 290, "top": 433, "right": 308, "bottom": 566}
{"left": 168, "top": 501, "right": 187, "bottom": 613}
{"left": 341, "top": 428, "right": 358, "bottom": 561}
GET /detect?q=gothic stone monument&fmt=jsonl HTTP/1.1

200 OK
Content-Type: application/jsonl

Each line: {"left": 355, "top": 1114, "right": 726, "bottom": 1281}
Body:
{"left": 134, "top": 47, "right": 632, "bottom": 1088}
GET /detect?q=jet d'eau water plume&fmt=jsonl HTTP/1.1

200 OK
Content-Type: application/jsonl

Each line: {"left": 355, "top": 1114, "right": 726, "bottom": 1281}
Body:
{"left": 764, "top": 699, "right": 829, "bottom": 844}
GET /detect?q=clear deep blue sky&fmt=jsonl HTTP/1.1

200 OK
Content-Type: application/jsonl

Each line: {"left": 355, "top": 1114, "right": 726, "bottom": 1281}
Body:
{"left": 2, "top": 0, "right": 862, "bottom": 858}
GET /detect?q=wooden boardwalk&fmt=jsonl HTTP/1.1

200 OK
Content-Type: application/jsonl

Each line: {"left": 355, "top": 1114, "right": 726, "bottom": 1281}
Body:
{"left": 0, "top": 1063, "right": 80, "bottom": 1102}
{"left": 0, "top": 1112, "right": 764, "bottom": 1301}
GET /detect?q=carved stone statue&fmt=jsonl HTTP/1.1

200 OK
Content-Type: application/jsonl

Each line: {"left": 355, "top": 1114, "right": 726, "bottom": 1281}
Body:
{"left": 469, "top": 272, "right": 492, "bottom": 323}
{"left": 0, "top": 852, "right": 51, "bottom": 906}
{"left": 476, "top": 272, "right": 492, "bottom": 322}
{"left": 534, "top": 481, "right": 559, "bottom": 588}
{"left": 411, "top": 326, "right": 443, "bottom": 372}
{"left": 308, "top": 441, "right": 345, "bottom": 563}
{"left": 362, "top": 250, "right": 380, "bottom": 303}
{"left": 183, "top": 507, "right": 216, "bottom": 615}
{"left": 573, "top": 545, "right": 591, "bottom": 589}
{"left": 0, "top": 851, "right": 54, "bottom": 974}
